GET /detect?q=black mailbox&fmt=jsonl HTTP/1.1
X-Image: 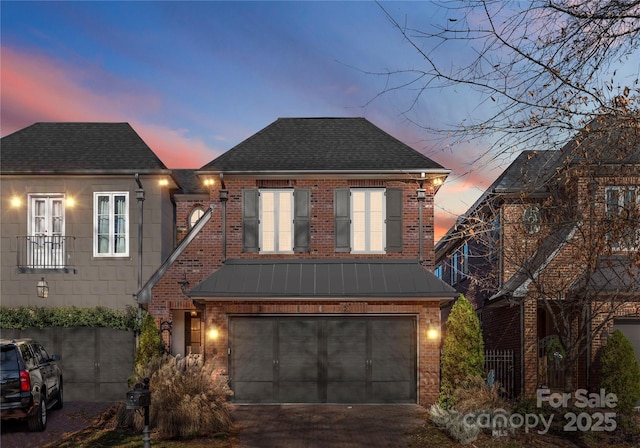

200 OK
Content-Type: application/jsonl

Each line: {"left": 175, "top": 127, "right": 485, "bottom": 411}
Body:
{"left": 126, "top": 380, "right": 151, "bottom": 409}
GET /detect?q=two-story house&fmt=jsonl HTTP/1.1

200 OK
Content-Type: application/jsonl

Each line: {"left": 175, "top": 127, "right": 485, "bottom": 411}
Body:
{"left": 1, "top": 122, "right": 177, "bottom": 400}
{"left": 435, "top": 114, "right": 640, "bottom": 397}
{"left": 140, "top": 117, "right": 457, "bottom": 405}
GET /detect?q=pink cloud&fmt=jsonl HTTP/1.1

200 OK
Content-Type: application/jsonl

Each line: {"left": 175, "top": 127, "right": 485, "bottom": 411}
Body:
{"left": 1, "top": 46, "right": 218, "bottom": 168}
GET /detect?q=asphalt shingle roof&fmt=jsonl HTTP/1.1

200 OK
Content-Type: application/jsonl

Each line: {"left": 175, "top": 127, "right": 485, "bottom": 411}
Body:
{"left": 201, "top": 117, "right": 445, "bottom": 172}
{"left": 171, "top": 169, "right": 207, "bottom": 194}
{"left": 1, "top": 122, "right": 167, "bottom": 173}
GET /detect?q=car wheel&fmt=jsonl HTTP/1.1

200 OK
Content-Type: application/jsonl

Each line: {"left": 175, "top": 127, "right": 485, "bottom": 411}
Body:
{"left": 52, "top": 381, "right": 63, "bottom": 410}
{"left": 27, "top": 396, "right": 47, "bottom": 432}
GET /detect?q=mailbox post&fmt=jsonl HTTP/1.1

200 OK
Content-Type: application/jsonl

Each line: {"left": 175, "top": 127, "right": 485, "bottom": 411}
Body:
{"left": 126, "top": 377, "right": 151, "bottom": 448}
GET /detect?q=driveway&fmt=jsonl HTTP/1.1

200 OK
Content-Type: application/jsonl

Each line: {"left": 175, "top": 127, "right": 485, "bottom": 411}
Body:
{"left": 230, "top": 404, "right": 427, "bottom": 448}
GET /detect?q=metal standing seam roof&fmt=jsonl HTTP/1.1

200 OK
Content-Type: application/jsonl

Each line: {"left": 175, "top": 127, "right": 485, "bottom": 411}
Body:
{"left": 200, "top": 117, "right": 446, "bottom": 172}
{"left": 188, "top": 259, "right": 458, "bottom": 299}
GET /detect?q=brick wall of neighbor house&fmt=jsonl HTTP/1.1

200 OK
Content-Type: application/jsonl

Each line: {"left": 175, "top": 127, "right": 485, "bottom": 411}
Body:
{"left": 202, "top": 301, "right": 442, "bottom": 406}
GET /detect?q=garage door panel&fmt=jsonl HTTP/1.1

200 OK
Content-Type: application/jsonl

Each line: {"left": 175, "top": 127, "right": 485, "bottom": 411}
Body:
{"left": 278, "top": 320, "right": 318, "bottom": 382}
{"left": 232, "top": 319, "right": 273, "bottom": 382}
{"left": 327, "top": 320, "right": 367, "bottom": 381}
{"left": 371, "top": 319, "right": 415, "bottom": 382}
{"left": 279, "top": 382, "right": 321, "bottom": 403}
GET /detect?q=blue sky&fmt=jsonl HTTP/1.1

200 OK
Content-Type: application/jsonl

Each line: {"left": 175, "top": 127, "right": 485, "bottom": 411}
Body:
{"left": 4, "top": 1, "right": 633, "bottom": 240}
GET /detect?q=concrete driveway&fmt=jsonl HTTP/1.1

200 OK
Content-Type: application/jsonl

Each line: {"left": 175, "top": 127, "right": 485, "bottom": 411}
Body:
{"left": 230, "top": 404, "right": 427, "bottom": 448}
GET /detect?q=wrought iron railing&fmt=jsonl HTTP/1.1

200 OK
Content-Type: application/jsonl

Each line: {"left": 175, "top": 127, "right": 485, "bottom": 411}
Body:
{"left": 16, "top": 235, "right": 76, "bottom": 271}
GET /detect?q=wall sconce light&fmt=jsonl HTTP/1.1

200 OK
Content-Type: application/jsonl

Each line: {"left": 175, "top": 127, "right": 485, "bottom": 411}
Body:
{"left": 36, "top": 278, "right": 49, "bottom": 298}
{"left": 432, "top": 177, "right": 443, "bottom": 186}
{"left": 10, "top": 196, "right": 21, "bottom": 208}
{"left": 207, "top": 325, "right": 219, "bottom": 341}
{"left": 65, "top": 196, "right": 75, "bottom": 208}
{"left": 203, "top": 178, "right": 215, "bottom": 187}
{"left": 177, "top": 272, "right": 190, "bottom": 295}
{"left": 158, "top": 178, "right": 169, "bottom": 187}
{"left": 426, "top": 320, "right": 440, "bottom": 340}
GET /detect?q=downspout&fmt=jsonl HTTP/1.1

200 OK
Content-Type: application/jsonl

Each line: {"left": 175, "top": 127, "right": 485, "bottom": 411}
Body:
{"left": 417, "top": 179, "right": 426, "bottom": 263}
{"left": 135, "top": 173, "right": 145, "bottom": 321}
{"left": 219, "top": 173, "right": 227, "bottom": 263}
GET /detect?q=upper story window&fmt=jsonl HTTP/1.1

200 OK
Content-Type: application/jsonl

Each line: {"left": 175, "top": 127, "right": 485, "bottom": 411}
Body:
{"left": 450, "top": 243, "right": 469, "bottom": 285}
{"left": 94, "top": 192, "right": 129, "bottom": 257}
{"left": 27, "top": 193, "right": 65, "bottom": 268}
{"left": 351, "top": 189, "right": 385, "bottom": 253}
{"left": 242, "top": 189, "right": 310, "bottom": 253}
{"left": 434, "top": 264, "right": 443, "bottom": 279}
{"left": 260, "top": 190, "right": 294, "bottom": 253}
{"left": 334, "top": 188, "right": 402, "bottom": 254}
{"left": 605, "top": 186, "right": 638, "bottom": 250}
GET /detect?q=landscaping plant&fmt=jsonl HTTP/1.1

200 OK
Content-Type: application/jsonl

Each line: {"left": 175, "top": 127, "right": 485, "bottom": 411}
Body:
{"left": 439, "top": 294, "right": 484, "bottom": 408}
{"left": 599, "top": 330, "right": 640, "bottom": 414}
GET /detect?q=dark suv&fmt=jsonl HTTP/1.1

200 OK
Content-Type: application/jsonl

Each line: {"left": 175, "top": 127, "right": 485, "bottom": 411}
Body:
{"left": 0, "top": 339, "right": 63, "bottom": 431}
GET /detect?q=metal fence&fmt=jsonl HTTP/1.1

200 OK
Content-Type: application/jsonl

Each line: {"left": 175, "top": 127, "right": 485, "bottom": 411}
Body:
{"left": 485, "top": 349, "right": 515, "bottom": 397}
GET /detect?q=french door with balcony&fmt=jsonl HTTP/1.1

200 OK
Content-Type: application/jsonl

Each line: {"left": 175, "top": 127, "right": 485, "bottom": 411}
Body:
{"left": 28, "top": 194, "right": 65, "bottom": 268}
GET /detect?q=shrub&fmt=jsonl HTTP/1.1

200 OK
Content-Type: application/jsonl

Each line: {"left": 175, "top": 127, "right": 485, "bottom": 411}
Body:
{"left": 429, "top": 403, "right": 480, "bottom": 444}
{"left": 452, "top": 376, "right": 507, "bottom": 415}
{"left": 440, "top": 294, "right": 484, "bottom": 408}
{"left": 0, "top": 305, "right": 139, "bottom": 331}
{"left": 134, "top": 314, "right": 164, "bottom": 369}
{"left": 123, "top": 354, "right": 233, "bottom": 439}
{"left": 599, "top": 330, "right": 640, "bottom": 414}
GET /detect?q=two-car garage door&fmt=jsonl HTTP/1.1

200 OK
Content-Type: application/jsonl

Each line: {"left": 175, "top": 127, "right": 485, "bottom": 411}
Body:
{"left": 229, "top": 316, "right": 417, "bottom": 403}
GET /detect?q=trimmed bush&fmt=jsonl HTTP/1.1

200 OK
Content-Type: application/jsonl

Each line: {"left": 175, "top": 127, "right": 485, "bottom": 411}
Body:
{"left": 599, "top": 330, "right": 640, "bottom": 414}
{"left": 0, "top": 305, "right": 139, "bottom": 331}
{"left": 440, "top": 294, "right": 484, "bottom": 408}
{"left": 134, "top": 314, "right": 164, "bottom": 369}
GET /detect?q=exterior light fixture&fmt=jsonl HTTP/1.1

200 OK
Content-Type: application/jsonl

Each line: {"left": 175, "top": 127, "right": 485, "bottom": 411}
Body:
{"left": 37, "top": 278, "right": 49, "bottom": 298}
{"left": 203, "top": 178, "right": 215, "bottom": 187}
{"left": 10, "top": 196, "right": 21, "bottom": 208}
{"left": 65, "top": 196, "right": 75, "bottom": 208}
{"left": 426, "top": 321, "right": 439, "bottom": 340}
{"left": 177, "top": 272, "right": 190, "bottom": 295}
{"left": 433, "top": 177, "right": 443, "bottom": 186}
{"left": 158, "top": 178, "right": 169, "bottom": 187}
{"left": 207, "top": 325, "right": 219, "bottom": 341}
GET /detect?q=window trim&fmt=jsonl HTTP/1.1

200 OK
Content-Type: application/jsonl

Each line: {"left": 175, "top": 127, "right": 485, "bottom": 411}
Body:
{"left": 259, "top": 189, "right": 295, "bottom": 254}
{"left": 188, "top": 206, "right": 205, "bottom": 229}
{"left": 93, "top": 192, "right": 129, "bottom": 257}
{"left": 350, "top": 188, "right": 386, "bottom": 254}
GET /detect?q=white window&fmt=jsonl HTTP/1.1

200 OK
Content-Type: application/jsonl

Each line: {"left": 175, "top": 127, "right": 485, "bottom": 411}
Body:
{"left": 28, "top": 194, "right": 65, "bottom": 268}
{"left": 351, "top": 189, "right": 385, "bottom": 254}
{"left": 94, "top": 192, "right": 129, "bottom": 257}
{"left": 605, "top": 186, "right": 639, "bottom": 249}
{"left": 260, "top": 190, "right": 294, "bottom": 254}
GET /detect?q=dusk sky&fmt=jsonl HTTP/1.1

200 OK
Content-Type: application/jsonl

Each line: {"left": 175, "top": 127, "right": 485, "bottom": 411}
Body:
{"left": 3, "top": 1, "right": 637, "bottom": 241}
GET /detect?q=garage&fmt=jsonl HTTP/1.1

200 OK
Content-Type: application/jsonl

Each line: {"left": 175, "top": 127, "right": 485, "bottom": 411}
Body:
{"left": 229, "top": 316, "right": 417, "bottom": 404}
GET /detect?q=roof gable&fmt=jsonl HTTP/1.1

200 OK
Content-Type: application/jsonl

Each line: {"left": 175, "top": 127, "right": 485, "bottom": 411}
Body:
{"left": 1, "top": 122, "right": 167, "bottom": 173}
{"left": 202, "top": 117, "right": 445, "bottom": 172}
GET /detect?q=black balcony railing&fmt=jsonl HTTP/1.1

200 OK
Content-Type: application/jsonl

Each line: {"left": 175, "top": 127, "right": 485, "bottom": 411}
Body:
{"left": 16, "top": 235, "right": 76, "bottom": 273}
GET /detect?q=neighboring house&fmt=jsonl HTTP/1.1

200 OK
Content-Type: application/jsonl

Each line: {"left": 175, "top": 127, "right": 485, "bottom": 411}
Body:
{"left": 0, "top": 122, "right": 176, "bottom": 310}
{"left": 141, "top": 117, "right": 457, "bottom": 405}
{"left": 435, "top": 115, "right": 640, "bottom": 397}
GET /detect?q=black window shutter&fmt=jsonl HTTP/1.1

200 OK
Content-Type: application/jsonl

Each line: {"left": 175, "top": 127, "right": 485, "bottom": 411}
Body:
{"left": 334, "top": 188, "right": 350, "bottom": 252}
{"left": 293, "top": 189, "right": 310, "bottom": 252}
{"left": 386, "top": 188, "right": 403, "bottom": 252}
{"left": 242, "top": 189, "right": 259, "bottom": 252}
